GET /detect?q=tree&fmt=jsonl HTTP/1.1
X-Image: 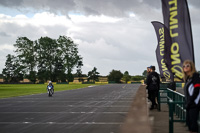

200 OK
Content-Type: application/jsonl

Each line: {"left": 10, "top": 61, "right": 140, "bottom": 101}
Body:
{"left": 27, "top": 71, "right": 37, "bottom": 83}
{"left": 36, "top": 36, "right": 58, "bottom": 82}
{"left": 14, "top": 37, "right": 36, "bottom": 72}
{"left": 14, "top": 37, "right": 37, "bottom": 83}
{"left": 122, "top": 71, "right": 131, "bottom": 83}
{"left": 53, "top": 58, "right": 66, "bottom": 82}
{"left": 2, "top": 35, "right": 83, "bottom": 83}
{"left": 75, "top": 60, "right": 83, "bottom": 77}
{"left": 2, "top": 54, "right": 25, "bottom": 82}
{"left": 108, "top": 70, "right": 123, "bottom": 83}
{"left": 131, "top": 75, "right": 144, "bottom": 81}
{"left": 2, "top": 54, "right": 14, "bottom": 82}
{"left": 88, "top": 67, "right": 100, "bottom": 82}
{"left": 57, "top": 36, "right": 82, "bottom": 82}
{"left": 142, "top": 70, "right": 147, "bottom": 77}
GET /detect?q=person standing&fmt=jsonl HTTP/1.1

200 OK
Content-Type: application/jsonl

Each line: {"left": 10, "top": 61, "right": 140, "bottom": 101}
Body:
{"left": 144, "top": 66, "right": 152, "bottom": 85}
{"left": 146, "top": 66, "right": 160, "bottom": 110}
{"left": 183, "top": 60, "right": 200, "bottom": 133}
{"left": 147, "top": 66, "right": 151, "bottom": 75}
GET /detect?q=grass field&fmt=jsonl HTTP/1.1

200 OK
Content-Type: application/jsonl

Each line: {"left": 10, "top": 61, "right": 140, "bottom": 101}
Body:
{"left": 0, "top": 84, "right": 97, "bottom": 99}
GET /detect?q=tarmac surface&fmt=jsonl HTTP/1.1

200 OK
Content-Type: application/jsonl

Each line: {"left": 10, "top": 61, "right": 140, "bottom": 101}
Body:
{"left": 0, "top": 84, "right": 139, "bottom": 133}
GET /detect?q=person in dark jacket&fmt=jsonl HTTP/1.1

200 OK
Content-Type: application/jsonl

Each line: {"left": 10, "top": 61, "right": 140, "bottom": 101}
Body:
{"left": 146, "top": 66, "right": 160, "bottom": 110}
{"left": 144, "top": 66, "right": 152, "bottom": 85}
{"left": 183, "top": 60, "right": 200, "bottom": 133}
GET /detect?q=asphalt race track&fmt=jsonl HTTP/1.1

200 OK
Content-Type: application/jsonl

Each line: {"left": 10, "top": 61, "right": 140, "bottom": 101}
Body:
{"left": 0, "top": 84, "right": 139, "bottom": 133}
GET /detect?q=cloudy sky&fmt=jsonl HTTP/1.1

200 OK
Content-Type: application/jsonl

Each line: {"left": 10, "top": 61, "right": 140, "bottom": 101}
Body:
{"left": 0, "top": 0, "right": 199, "bottom": 76}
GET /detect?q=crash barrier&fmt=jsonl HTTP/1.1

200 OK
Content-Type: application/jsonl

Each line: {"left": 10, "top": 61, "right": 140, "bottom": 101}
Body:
{"left": 158, "top": 83, "right": 186, "bottom": 133}
{"left": 56, "top": 82, "right": 69, "bottom": 84}
{"left": 121, "top": 85, "right": 152, "bottom": 133}
{"left": 51, "top": 82, "right": 141, "bottom": 84}
{"left": 131, "top": 81, "right": 142, "bottom": 84}
{"left": 95, "top": 82, "right": 108, "bottom": 84}
{"left": 0, "top": 82, "right": 35, "bottom": 84}
{"left": 82, "top": 82, "right": 95, "bottom": 84}
{"left": 44, "top": 82, "right": 57, "bottom": 85}
{"left": 43, "top": 82, "right": 108, "bottom": 85}
{"left": 69, "top": 82, "right": 82, "bottom": 85}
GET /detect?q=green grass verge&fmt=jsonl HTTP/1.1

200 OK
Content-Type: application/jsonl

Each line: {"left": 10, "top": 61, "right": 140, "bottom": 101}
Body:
{"left": 0, "top": 84, "right": 97, "bottom": 99}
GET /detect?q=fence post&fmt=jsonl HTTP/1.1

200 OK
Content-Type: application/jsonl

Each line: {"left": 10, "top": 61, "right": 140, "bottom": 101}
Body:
{"left": 169, "top": 100, "right": 174, "bottom": 133}
{"left": 158, "top": 90, "right": 161, "bottom": 111}
{"left": 172, "top": 92, "right": 176, "bottom": 113}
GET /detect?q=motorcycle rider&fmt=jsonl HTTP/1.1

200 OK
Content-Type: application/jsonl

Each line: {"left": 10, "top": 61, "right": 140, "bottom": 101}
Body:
{"left": 47, "top": 81, "right": 54, "bottom": 94}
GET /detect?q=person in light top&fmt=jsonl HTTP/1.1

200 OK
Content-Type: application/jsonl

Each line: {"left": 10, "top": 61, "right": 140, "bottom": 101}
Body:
{"left": 183, "top": 60, "right": 200, "bottom": 133}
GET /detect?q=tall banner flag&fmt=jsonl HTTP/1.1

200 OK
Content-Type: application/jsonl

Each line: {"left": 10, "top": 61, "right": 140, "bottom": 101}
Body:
{"left": 152, "top": 21, "right": 174, "bottom": 81}
{"left": 161, "top": 0, "right": 194, "bottom": 79}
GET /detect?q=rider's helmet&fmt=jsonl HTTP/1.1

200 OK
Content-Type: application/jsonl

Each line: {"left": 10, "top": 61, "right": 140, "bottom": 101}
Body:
{"left": 48, "top": 81, "right": 52, "bottom": 85}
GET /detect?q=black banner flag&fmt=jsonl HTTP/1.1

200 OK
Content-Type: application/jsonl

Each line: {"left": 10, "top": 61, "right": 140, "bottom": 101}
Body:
{"left": 161, "top": 0, "right": 194, "bottom": 79}
{"left": 152, "top": 21, "right": 174, "bottom": 81}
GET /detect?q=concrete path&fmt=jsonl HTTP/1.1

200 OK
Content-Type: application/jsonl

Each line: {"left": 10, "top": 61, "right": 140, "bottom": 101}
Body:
{"left": 0, "top": 84, "right": 139, "bottom": 133}
{"left": 150, "top": 103, "right": 188, "bottom": 133}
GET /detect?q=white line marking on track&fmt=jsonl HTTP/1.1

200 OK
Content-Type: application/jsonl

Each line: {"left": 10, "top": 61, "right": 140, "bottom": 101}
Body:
{"left": 0, "top": 112, "right": 128, "bottom": 114}
{"left": 0, "top": 122, "right": 123, "bottom": 125}
{"left": 23, "top": 122, "right": 31, "bottom": 124}
{"left": 0, "top": 100, "right": 133, "bottom": 102}
{"left": 0, "top": 106, "right": 130, "bottom": 108}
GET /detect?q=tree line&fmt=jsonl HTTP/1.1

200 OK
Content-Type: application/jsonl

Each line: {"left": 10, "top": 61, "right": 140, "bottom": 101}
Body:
{"left": 2, "top": 36, "right": 82, "bottom": 83}
{"left": 89, "top": 69, "right": 144, "bottom": 83}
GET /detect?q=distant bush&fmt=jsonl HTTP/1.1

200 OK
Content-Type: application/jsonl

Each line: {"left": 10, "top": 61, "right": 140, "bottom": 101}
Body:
{"left": 131, "top": 75, "right": 144, "bottom": 81}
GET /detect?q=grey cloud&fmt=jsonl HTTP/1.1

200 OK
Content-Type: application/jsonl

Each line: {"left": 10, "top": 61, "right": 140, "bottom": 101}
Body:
{"left": 0, "top": 0, "right": 23, "bottom": 7}
{"left": 75, "top": 0, "right": 161, "bottom": 18}
{"left": 0, "top": 21, "right": 70, "bottom": 46}
{"left": 189, "top": 1, "right": 200, "bottom": 8}
{"left": 0, "top": 0, "right": 162, "bottom": 18}
{"left": 0, "top": 32, "right": 11, "bottom": 37}
{"left": 0, "top": 0, "right": 198, "bottom": 21}
{"left": 82, "top": 6, "right": 100, "bottom": 16}
{"left": 0, "top": 0, "right": 76, "bottom": 17}
{"left": 72, "top": 19, "right": 157, "bottom": 74}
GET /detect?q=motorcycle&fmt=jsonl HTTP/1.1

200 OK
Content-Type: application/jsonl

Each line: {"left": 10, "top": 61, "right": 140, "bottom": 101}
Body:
{"left": 47, "top": 85, "right": 54, "bottom": 97}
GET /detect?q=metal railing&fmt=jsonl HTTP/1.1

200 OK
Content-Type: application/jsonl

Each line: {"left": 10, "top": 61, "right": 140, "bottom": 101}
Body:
{"left": 157, "top": 83, "right": 186, "bottom": 133}
{"left": 167, "top": 89, "right": 186, "bottom": 133}
{"left": 157, "top": 83, "right": 169, "bottom": 111}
